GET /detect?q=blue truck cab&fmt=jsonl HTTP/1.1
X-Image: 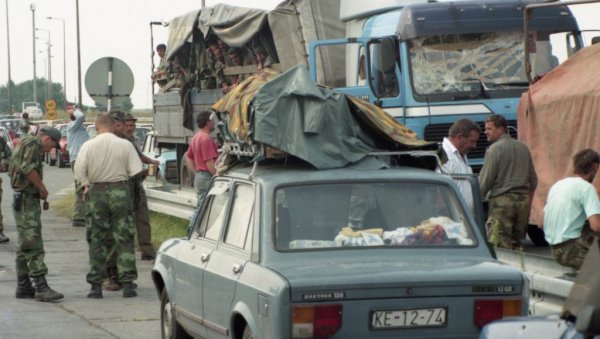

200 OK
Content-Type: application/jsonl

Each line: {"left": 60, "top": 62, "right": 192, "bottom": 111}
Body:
{"left": 309, "top": 0, "right": 585, "bottom": 169}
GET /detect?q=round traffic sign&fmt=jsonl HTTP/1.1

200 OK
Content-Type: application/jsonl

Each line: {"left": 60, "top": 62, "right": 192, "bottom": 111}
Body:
{"left": 84, "top": 57, "right": 134, "bottom": 109}
{"left": 45, "top": 99, "right": 57, "bottom": 111}
{"left": 46, "top": 110, "right": 58, "bottom": 120}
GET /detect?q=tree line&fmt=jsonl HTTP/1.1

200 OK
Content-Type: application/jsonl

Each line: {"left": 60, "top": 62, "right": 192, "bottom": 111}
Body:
{"left": 0, "top": 79, "right": 133, "bottom": 114}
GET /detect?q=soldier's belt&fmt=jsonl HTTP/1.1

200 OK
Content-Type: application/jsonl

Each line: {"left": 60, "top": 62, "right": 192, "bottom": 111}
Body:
{"left": 91, "top": 181, "right": 128, "bottom": 189}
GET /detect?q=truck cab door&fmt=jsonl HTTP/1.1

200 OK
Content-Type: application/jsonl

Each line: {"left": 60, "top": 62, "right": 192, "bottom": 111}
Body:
{"left": 308, "top": 36, "right": 402, "bottom": 105}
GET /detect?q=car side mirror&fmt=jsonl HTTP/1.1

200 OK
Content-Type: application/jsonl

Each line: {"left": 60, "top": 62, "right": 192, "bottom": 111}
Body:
{"left": 575, "top": 305, "right": 600, "bottom": 336}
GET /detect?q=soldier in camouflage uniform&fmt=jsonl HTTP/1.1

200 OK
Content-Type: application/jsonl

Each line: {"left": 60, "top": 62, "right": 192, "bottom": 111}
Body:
{"left": 0, "top": 134, "right": 12, "bottom": 243}
{"left": 9, "top": 126, "right": 64, "bottom": 301}
{"left": 124, "top": 113, "right": 159, "bottom": 260}
{"left": 479, "top": 114, "right": 537, "bottom": 250}
{"left": 74, "top": 113, "right": 143, "bottom": 299}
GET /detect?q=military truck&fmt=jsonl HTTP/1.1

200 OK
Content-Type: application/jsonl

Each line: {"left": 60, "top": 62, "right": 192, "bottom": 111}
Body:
{"left": 152, "top": 0, "right": 344, "bottom": 186}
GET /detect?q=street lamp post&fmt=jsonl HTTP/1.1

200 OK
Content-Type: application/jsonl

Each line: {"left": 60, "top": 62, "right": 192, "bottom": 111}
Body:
{"left": 39, "top": 51, "right": 47, "bottom": 104}
{"left": 47, "top": 16, "right": 66, "bottom": 108}
{"left": 6, "top": 0, "right": 13, "bottom": 113}
{"left": 30, "top": 3, "right": 37, "bottom": 104}
{"left": 35, "top": 28, "right": 52, "bottom": 99}
{"left": 75, "top": 0, "right": 82, "bottom": 108}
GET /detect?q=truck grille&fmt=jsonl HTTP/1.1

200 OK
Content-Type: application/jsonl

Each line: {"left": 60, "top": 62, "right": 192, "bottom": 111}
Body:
{"left": 424, "top": 120, "right": 518, "bottom": 161}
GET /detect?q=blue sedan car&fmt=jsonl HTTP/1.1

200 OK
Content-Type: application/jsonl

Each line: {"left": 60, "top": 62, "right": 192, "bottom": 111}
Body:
{"left": 152, "top": 163, "right": 527, "bottom": 339}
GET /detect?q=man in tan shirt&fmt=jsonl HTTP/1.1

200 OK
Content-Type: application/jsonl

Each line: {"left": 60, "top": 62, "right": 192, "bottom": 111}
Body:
{"left": 74, "top": 113, "right": 143, "bottom": 299}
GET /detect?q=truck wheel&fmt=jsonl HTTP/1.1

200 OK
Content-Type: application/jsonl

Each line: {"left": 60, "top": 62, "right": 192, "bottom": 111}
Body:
{"left": 180, "top": 162, "right": 193, "bottom": 188}
{"left": 527, "top": 224, "right": 549, "bottom": 247}
{"left": 242, "top": 325, "right": 254, "bottom": 339}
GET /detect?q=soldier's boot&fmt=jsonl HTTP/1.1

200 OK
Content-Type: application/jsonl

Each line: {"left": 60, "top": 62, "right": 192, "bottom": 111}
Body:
{"left": 15, "top": 275, "right": 36, "bottom": 299}
{"left": 32, "top": 275, "right": 64, "bottom": 302}
{"left": 122, "top": 282, "right": 137, "bottom": 298}
{"left": 87, "top": 284, "right": 103, "bottom": 299}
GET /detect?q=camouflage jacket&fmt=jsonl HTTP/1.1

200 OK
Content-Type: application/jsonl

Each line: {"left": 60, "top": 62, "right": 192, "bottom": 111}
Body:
{"left": 8, "top": 135, "right": 43, "bottom": 193}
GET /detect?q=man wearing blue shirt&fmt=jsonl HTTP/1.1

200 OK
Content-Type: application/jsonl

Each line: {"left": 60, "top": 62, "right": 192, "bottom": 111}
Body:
{"left": 544, "top": 149, "right": 600, "bottom": 270}
{"left": 66, "top": 103, "right": 90, "bottom": 227}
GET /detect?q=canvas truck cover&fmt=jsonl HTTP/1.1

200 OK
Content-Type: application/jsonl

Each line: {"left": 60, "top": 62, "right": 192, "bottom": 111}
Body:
{"left": 517, "top": 43, "right": 600, "bottom": 226}
{"left": 212, "top": 65, "right": 436, "bottom": 170}
{"left": 164, "top": 0, "right": 344, "bottom": 85}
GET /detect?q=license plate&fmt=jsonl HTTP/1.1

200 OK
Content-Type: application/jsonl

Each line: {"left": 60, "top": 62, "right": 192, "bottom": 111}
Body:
{"left": 371, "top": 307, "right": 447, "bottom": 329}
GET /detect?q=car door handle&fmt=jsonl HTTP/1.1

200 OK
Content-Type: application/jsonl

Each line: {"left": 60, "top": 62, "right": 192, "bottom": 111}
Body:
{"left": 200, "top": 253, "right": 210, "bottom": 262}
{"left": 232, "top": 263, "right": 244, "bottom": 274}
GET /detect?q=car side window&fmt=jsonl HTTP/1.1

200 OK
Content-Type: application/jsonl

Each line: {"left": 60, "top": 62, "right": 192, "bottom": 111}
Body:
{"left": 197, "top": 180, "right": 230, "bottom": 240}
{"left": 224, "top": 184, "right": 254, "bottom": 250}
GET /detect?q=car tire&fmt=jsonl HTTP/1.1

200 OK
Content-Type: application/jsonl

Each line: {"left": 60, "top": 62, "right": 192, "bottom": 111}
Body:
{"left": 161, "top": 288, "right": 191, "bottom": 339}
{"left": 242, "top": 325, "right": 255, "bottom": 339}
{"left": 527, "top": 224, "right": 549, "bottom": 247}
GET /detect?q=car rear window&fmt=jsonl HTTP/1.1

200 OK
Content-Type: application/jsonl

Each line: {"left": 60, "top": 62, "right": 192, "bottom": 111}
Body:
{"left": 274, "top": 182, "right": 476, "bottom": 250}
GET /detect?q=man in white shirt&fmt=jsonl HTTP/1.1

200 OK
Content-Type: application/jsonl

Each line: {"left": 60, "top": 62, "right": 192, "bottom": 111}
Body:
{"left": 441, "top": 119, "right": 481, "bottom": 211}
{"left": 74, "top": 113, "right": 143, "bottom": 299}
{"left": 544, "top": 148, "right": 600, "bottom": 270}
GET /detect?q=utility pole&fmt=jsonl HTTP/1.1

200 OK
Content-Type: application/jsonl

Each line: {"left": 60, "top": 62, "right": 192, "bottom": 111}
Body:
{"left": 76, "top": 0, "right": 82, "bottom": 108}
{"left": 31, "top": 3, "right": 37, "bottom": 104}
{"left": 5, "top": 0, "right": 13, "bottom": 113}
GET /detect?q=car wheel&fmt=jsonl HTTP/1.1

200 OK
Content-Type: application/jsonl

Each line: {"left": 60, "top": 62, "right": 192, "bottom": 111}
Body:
{"left": 527, "top": 224, "right": 549, "bottom": 247}
{"left": 161, "top": 288, "right": 191, "bottom": 339}
{"left": 242, "top": 325, "right": 255, "bottom": 339}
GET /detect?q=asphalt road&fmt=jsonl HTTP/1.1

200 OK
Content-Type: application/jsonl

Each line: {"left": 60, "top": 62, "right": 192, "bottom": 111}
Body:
{"left": 0, "top": 165, "right": 162, "bottom": 338}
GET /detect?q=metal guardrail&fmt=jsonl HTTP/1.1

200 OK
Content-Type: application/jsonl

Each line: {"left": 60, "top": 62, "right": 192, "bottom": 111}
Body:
{"left": 145, "top": 185, "right": 574, "bottom": 315}
{"left": 496, "top": 249, "right": 574, "bottom": 315}
{"left": 145, "top": 183, "right": 197, "bottom": 221}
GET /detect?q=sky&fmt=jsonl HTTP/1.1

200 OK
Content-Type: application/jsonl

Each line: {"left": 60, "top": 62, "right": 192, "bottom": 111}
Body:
{"left": 0, "top": 0, "right": 282, "bottom": 110}
{"left": 0, "top": 1, "right": 598, "bottom": 110}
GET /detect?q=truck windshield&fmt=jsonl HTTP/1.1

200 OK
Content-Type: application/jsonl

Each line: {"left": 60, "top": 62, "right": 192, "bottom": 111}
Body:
{"left": 274, "top": 182, "right": 476, "bottom": 251}
{"left": 409, "top": 32, "right": 527, "bottom": 97}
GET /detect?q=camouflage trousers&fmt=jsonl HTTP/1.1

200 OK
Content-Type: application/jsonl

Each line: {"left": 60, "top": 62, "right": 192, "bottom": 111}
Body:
{"left": 13, "top": 193, "right": 47, "bottom": 277}
{"left": 85, "top": 183, "right": 137, "bottom": 284}
{"left": 131, "top": 179, "right": 154, "bottom": 256}
{"left": 71, "top": 161, "right": 86, "bottom": 221}
{"left": 550, "top": 223, "right": 596, "bottom": 270}
{"left": 486, "top": 192, "right": 530, "bottom": 250}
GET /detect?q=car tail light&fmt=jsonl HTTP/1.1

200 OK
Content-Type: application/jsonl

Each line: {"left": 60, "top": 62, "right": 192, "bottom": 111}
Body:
{"left": 292, "top": 304, "right": 342, "bottom": 338}
{"left": 474, "top": 299, "right": 522, "bottom": 328}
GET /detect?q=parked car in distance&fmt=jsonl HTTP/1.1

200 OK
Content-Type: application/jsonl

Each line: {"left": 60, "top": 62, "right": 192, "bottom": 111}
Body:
{"left": 152, "top": 162, "right": 528, "bottom": 339}
{"left": 0, "top": 126, "right": 16, "bottom": 151}
{"left": 46, "top": 123, "right": 70, "bottom": 167}
{"left": 142, "top": 131, "right": 177, "bottom": 183}
{"left": 480, "top": 239, "right": 600, "bottom": 339}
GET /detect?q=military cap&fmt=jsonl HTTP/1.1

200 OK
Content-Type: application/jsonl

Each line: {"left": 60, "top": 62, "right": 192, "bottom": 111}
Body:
{"left": 111, "top": 111, "right": 127, "bottom": 121}
{"left": 40, "top": 126, "right": 61, "bottom": 145}
{"left": 125, "top": 113, "right": 138, "bottom": 122}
